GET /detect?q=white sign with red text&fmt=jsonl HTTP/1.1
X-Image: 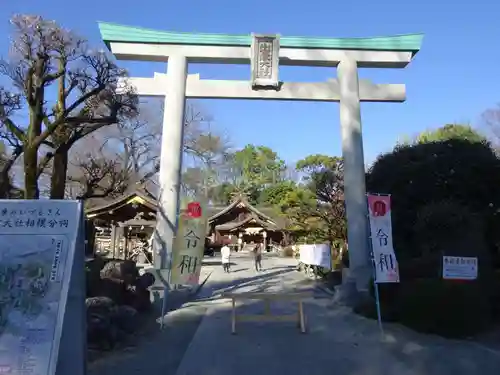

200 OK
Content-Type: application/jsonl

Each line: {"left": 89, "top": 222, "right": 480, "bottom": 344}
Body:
{"left": 367, "top": 194, "right": 400, "bottom": 283}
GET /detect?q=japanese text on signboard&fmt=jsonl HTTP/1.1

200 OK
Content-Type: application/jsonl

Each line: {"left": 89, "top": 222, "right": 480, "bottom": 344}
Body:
{"left": 170, "top": 200, "right": 207, "bottom": 286}
{"left": 0, "top": 206, "right": 69, "bottom": 229}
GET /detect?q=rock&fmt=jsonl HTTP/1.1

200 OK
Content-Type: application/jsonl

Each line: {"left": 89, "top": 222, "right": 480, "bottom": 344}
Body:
{"left": 92, "top": 266, "right": 154, "bottom": 312}
{"left": 131, "top": 287, "right": 152, "bottom": 313}
{"left": 114, "top": 273, "right": 155, "bottom": 313}
{"left": 111, "top": 305, "right": 139, "bottom": 334}
{"left": 86, "top": 296, "right": 115, "bottom": 314}
{"left": 136, "top": 272, "right": 155, "bottom": 289}
{"left": 86, "top": 262, "right": 154, "bottom": 352}
{"left": 121, "top": 284, "right": 151, "bottom": 313}
{"left": 95, "top": 277, "right": 129, "bottom": 306}
{"left": 100, "top": 260, "right": 139, "bottom": 284}
{"left": 86, "top": 297, "right": 118, "bottom": 350}
{"left": 85, "top": 257, "right": 106, "bottom": 297}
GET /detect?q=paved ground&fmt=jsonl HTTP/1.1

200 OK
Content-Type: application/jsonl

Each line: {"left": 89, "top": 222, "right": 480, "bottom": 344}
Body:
{"left": 87, "top": 265, "right": 212, "bottom": 375}
{"left": 88, "top": 252, "right": 500, "bottom": 375}
{"left": 87, "top": 252, "right": 295, "bottom": 375}
{"left": 175, "top": 254, "right": 500, "bottom": 375}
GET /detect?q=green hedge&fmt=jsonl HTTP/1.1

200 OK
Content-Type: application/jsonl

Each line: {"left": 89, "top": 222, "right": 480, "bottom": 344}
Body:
{"left": 360, "top": 138, "right": 500, "bottom": 337}
{"left": 366, "top": 139, "right": 500, "bottom": 262}
{"left": 396, "top": 279, "right": 493, "bottom": 338}
{"left": 358, "top": 277, "right": 494, "bottom": 338}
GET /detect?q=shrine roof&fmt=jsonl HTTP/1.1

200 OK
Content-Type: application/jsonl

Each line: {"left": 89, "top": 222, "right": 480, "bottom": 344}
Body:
{"left": 208, "top": 195, "right": 287, "bottom": 229}
{"left": 98, "top": 22, "right": 423, "bottom": 54}
{"left": 85, "top": 183, "right": 157, "bottom": 217}
{"left": 85, "top": 188, "right": 288, "bottom": 228}
{"left": 208, "top": 196, "right": 275, "bottom": 222}
{"left": 215, "top": 215, "right": 280, "bottom": 232}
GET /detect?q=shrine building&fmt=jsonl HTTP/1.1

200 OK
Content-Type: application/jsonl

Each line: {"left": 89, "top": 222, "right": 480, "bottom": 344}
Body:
{"left": 84, "top": 187, "right": 288, "bottom": 260}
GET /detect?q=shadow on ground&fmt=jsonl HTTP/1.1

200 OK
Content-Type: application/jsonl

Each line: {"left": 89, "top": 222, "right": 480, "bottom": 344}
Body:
{"left": 202, "top": 260, "right": 237, "bottom": 266}
{"left": 195, "top": 265, "right": 310, "bottom": 300}
{"left": 87, "top": 265, "right": 307, "bottom": 375}
{"left": 175, "top": 298, "right": 500, "bottom": 375}
{"left": 225, "top": 267, "right": 249, "bottom": 273}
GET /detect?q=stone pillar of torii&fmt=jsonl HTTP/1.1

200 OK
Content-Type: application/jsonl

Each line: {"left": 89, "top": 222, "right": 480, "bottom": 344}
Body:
{"left": 105, "top": 26, "right": 421, "bottom": 293}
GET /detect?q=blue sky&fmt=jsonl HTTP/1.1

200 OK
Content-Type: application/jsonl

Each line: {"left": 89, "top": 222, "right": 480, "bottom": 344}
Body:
{"left": 1, "top": 0, "right": 499, "bottom": 166}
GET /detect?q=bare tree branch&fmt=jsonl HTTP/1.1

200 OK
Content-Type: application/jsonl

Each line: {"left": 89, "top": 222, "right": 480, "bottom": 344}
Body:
{"left": 0, "top": 14, "right": 138, "bottom": 199}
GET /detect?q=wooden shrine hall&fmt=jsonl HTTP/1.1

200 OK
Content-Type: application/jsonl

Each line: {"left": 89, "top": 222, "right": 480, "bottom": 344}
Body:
{"left": 85, "top": 188, "right": 288, "bottom": 259}
{"left": 205, "top": 196, "right": 288, "bottom": 252}
{"left": 85, "top": 185, "right": 157, "bottom": 261}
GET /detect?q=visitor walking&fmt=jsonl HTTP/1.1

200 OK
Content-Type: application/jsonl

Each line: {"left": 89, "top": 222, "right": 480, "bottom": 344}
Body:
{"left": 253, "top": 243, "right": 263, "bottom": 272}
{"left": 221, "top": 244, "right": 231, "bottom": 273}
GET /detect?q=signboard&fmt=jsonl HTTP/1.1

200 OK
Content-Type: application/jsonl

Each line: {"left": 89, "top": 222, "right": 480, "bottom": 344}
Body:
{"left": 367, "top": 194, "right": 400, "bottom": 283}
{"left": 250, "top": 33, "right": 280, "bottom": 89}
{"left": 299, "top": 244, "right": 331, "bottom": 269}
{"left": 0, "top": 200, "right": 83, "bottom": 375}
{"left": 170, "top": 200, "right": 207, "bottom": 285}
{"left": 442, "top": 256, "right": 478, "bottom": 280}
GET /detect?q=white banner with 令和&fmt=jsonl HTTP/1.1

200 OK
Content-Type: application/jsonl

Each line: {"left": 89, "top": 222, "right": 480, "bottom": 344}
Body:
{"left": 367, "top": 194, "right": 400, "bottom": 283}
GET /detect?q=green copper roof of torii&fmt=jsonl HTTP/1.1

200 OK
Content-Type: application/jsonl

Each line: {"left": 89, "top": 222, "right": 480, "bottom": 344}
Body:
{"left": 98, "top": 22, "right": 423, "bottom": 53}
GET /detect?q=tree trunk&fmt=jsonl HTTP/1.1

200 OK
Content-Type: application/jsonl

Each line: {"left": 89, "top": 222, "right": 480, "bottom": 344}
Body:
{"left": 0, "top": 165, "right": 13, "bottom": 198}
{"left": 0, "top": 173, "right": 11, "bottom": 198}
{"left": 24, "top": 147, "right": 40, "bottom": 199}
{"left": 0, "top": 149, "right": 22, "bottom": 198}
{"left": 50, "top": 149, "right": 69, "bottom": 199}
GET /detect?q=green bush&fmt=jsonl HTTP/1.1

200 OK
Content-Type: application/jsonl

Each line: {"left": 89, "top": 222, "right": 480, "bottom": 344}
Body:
{"left": 492, "top": 270, "right": 500, "bottom": 322}
{"left": 362, "top": 134, "right": 500, "bottom": 337}
{"left": 414, "top": 201, "right": 485, "bottom": 255}
{"left": 366, "top": 139, "right": 500, "bottom": 262}
{"left": 361, "top": 200, "right": 497, "bottom": 337}
{"left": 396, "top": 279, "right": 493, "bottom": 338}
{"left": 361, "top": 278, "right": 493, "bottom": 338}
{"left": 411, "top": 201, "right": 493, "bottom": 280}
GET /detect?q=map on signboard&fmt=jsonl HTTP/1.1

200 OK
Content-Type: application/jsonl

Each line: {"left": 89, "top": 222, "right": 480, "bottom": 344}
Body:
{"left": 0, "top": 234, "right": 69, "bottom": 375}
{"left": 0, "top": 199, "right": 81, "bottom": 375}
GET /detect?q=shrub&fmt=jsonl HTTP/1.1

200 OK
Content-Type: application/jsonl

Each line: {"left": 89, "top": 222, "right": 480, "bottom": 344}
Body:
{"left": 407, "top": 201, "right": 493, "bottom": 280}
{"left": 363, "top": 134, "right": 500, "bottom": 337}
{"left": 366, "top": 139, "right": 500, "bottom": 262}
{"left": 414, "top": 201, "right": 484, "bottom": 256}
{"left": 362, "top": 278, "right": 493, "bottom": 337}
{"left": 396, "top": 278, "right": 493, "bottom": 338}
{"left": 492, "top": 270, "right": 500, "bottom": 322}
{"left": 363, "top": 200, "right": 496, "bottom": 337}
{"left": 281, "top": 246, "right": 295, "bottom": 257}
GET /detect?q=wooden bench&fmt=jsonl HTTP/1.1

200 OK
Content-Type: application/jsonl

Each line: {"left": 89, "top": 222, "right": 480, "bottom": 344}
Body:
{"left": 222, "top": 291, "right": 312, "bottom": 334}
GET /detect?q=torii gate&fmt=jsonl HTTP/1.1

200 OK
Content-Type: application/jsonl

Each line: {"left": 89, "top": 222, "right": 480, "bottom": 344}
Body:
{"left": 99, "top": 22, "right": 423, "bottom": 292}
